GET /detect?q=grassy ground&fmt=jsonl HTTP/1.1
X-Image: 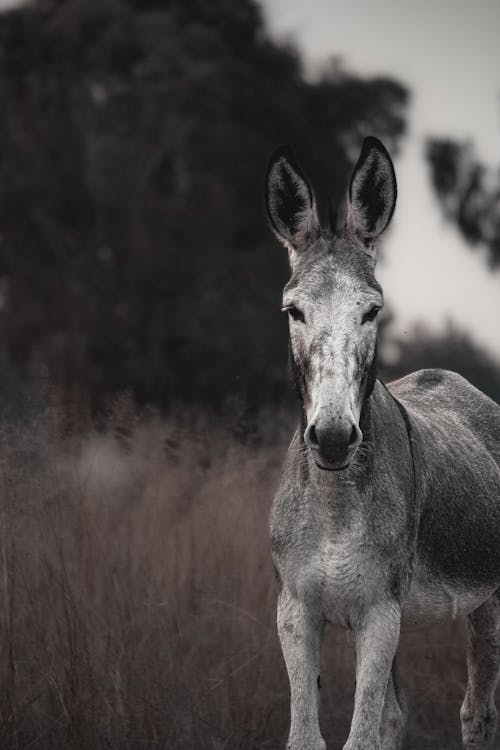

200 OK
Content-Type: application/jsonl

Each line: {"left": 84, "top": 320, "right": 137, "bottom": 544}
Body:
{"left": 0, "top": 401, "right": 490, "bottom": 749}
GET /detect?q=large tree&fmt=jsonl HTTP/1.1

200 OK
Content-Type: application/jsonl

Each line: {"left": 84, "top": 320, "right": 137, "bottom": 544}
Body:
{"left": 0, "top": 0, "right": 408, "bottom": 409}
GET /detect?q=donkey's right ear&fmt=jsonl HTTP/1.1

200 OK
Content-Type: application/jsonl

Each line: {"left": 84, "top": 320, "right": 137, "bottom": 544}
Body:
{"left": 265, "top": 146, "right": 320, "bottom": 257}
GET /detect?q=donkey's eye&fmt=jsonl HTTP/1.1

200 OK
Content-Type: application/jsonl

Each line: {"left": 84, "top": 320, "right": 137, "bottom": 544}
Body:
{"left": 282, "top": 305, "right": 305, "bottom": 323}
{"left": 362, "top": 305, "right": 381, "bottom": 324}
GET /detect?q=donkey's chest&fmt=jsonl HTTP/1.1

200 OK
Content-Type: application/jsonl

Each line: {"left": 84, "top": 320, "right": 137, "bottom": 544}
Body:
{"left": 277, "top": 532, "right": 384, "bottom": 628}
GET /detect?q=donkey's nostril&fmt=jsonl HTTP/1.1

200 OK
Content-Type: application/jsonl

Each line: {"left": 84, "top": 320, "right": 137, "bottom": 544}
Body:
{"left": 308, "top": 424, "right": 319, "bottom": 446}
{"left": 348, "top": 425, "right": 358, "bottom": 446}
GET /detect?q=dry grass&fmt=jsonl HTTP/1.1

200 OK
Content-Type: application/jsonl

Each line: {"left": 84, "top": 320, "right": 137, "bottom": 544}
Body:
{"left": 0, "top": 400, "right": 489, "bottom": 749}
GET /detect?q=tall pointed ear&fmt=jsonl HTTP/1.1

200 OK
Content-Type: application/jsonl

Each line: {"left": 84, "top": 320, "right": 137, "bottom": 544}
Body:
{"left": 347, "top": 136, "right": 397, "bottom": 255}
{"left": 265, "top": 146, "right": 320, "bottom": 258}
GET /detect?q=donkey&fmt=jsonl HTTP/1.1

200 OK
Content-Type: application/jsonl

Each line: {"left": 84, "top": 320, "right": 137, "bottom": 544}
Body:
{"left": 264, "top": 136, "right": 500, "bottom": 750}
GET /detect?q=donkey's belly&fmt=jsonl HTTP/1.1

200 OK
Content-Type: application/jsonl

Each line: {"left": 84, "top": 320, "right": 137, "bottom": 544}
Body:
{"left": 402, "top": 564, "right": 497, "bottom": 627}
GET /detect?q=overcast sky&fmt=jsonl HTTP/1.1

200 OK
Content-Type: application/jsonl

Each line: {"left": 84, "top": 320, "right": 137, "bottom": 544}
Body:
{"left": 262, "top": 0, "right": 500, "bottom": 360}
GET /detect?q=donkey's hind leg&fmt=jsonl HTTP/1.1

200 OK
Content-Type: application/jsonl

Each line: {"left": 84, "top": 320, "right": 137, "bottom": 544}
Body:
{"left": 461, "top": 594, "right": 500, "bottom": 750}
{"left": 379, "top": 657, "right": 407, "bottom": 750}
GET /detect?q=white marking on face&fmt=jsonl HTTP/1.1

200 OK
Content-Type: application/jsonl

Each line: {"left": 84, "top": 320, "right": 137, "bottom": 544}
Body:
{"left": 283, "top": 257, "right": 382, "bottom": 463}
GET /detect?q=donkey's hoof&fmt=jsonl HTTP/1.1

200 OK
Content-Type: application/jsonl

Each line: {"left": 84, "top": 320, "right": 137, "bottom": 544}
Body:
{"left": 461, "top": 702, "right": 497, "bottom": 749}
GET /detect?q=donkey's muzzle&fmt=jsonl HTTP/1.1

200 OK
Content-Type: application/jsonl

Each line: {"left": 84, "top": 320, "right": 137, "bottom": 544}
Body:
{"left": 304, "top": 418, "right": 362, "bottom": 470}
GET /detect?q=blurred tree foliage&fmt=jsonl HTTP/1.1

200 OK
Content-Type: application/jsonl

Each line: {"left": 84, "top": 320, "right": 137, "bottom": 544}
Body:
{"left": 426, "top": 137, "right": 500, "bottom": 268}
{"left": 0, "top": 0, "right": 408, "bottom": 409}
{"left": 382, "top": 322, "right": 500, "bottom": 405}
{"left": 424, "top": 130, "right": 500, "bottom": 404}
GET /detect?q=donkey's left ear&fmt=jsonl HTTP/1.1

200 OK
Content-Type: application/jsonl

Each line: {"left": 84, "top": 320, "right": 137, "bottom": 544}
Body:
{"left": 347, "top": 136, "right": 397, "bottom": 254}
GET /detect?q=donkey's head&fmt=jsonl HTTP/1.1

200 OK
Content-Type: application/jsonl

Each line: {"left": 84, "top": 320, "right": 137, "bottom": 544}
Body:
{"left": 265, "top": 137, "right": 396, "bottom": 470}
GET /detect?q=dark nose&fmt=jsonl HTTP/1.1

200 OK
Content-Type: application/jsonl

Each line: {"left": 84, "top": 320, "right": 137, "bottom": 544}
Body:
{"left": 305, "top": 418, "right": 361, "bottom": 467}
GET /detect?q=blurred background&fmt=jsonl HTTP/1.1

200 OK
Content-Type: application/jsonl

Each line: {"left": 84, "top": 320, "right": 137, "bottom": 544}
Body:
{"left": 0, "top": 1, "right": 498, "bottom": 748}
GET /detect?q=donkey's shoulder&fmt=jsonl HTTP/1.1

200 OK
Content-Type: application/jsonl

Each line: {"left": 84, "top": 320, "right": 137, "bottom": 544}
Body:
{"left": 387, "top": 368, "right": 498, "bottom": 413}
{"left": 387, "top": 368, "right": 500, "bottom": 463}
{"left": 388, "top": 367, "right": 467, "bottom": 394}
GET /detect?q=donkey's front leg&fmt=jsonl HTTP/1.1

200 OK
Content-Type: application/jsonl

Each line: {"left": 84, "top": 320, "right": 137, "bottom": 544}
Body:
{"left": 344, "top": 602, "right": 401, "bottom": 750}
{"left": 278, "top": 587, "right": 325, "bottom": 750}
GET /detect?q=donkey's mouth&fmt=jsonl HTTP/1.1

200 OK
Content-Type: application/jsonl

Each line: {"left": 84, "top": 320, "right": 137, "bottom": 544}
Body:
{"left": 314, "top": 458, "right": 351, "bottom": 472}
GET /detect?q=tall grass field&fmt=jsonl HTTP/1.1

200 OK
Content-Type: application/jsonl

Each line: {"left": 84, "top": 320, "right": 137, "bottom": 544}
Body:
{"left": 0, "top": 400, "right": 487, "bottom": 748}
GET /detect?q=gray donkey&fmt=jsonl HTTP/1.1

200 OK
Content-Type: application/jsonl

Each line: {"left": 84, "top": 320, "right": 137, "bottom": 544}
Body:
{"left": 265, "top": 136, "right": 500, "bottom": 750}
